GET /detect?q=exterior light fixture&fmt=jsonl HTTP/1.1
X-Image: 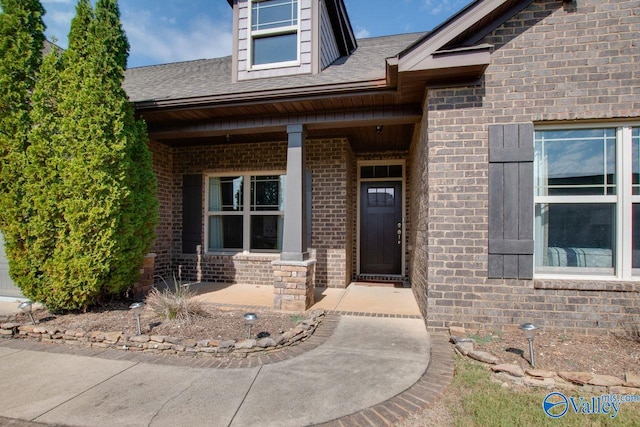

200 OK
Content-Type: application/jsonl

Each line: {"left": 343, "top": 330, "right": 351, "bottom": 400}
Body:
{"left": 519, "top": 323, "right": 539, "bottom": 368}
{"left": 18, "top": 300, "right": 35, "bottom": 325}
{"left": 129, "top": 302, "right": 145, "bottom": 335}
{"left": 375, "top": 125, "right": 383, "bottom": 135}
{"left": 244, "top": 312, "right": 258, "bottom": 339}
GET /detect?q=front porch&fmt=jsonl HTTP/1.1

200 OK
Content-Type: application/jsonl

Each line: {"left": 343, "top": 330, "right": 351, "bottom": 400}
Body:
{"left": 179, "top": 282, "right": 422, "bottom": 317}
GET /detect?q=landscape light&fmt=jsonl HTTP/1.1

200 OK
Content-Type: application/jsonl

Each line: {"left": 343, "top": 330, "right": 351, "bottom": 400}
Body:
{"left": 519, "top": 323, "right": 539, "bottom": 368}
{"left": 244, "top": 312, "right": 258, "bottom": 339}
{"left": 18, "top": 300, "right": 35, "bottom": 325}
{"left": 129, "top": 302, "right": 145, "bottom": 335}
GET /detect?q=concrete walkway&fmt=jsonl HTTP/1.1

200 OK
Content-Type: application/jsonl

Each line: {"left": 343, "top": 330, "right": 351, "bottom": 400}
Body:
{"left": 0, "top": 315, "right": 453, "bottom": 427}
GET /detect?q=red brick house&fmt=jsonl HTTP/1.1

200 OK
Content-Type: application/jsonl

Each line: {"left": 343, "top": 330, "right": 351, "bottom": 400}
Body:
{"left": 121, "top": 0, "right": 640, "bottom": 332}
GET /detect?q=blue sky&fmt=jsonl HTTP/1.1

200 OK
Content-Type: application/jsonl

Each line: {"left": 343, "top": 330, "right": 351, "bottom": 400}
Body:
{"left": 40, "top": 0, "right": 474, "bottom": 68}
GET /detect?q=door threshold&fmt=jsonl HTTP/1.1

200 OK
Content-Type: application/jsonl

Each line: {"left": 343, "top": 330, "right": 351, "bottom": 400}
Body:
{"left": 353, "top": 275, "right": 410, "bottom": 288}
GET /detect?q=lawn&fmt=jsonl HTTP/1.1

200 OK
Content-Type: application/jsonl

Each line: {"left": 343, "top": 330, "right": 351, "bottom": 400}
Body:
{"left": 403, "top": 356, "right": 640, "bottom": 426}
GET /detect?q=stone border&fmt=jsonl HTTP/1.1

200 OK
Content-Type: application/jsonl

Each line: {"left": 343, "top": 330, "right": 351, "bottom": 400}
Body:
{"left": 0, "top": 311, "right": 334, "bottom": 366}
{"left": 0, "top": 314, "right": 341, "bottom": 369}
{"left": 449, "top": 326, "right": 640, "bottom": 395}
{"left": 318, "top": 333, "right": 454, "bottom": 427}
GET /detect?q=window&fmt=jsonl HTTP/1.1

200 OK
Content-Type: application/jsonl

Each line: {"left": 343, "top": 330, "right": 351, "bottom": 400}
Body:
{"left": 206, "top": 173, "right": 285, "bottom": 252}
{"left": 250, "top": 0, "right": 299, "bottom": 67}
{"left": 534, "top": 126, "right": 639, "bottom": 278}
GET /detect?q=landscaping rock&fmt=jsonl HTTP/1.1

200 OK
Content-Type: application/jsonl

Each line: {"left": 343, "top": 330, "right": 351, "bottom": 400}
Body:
{"left": 219, "top": 340, "right": 236, "bottom": 349}
{"left": 103, "top": 332, "right": 121, "bottom": 343}
{"left": 257, "top": 337, "right": 277, "bottom": 348}
{"left": 558, "top": 371, "right": 592, "bottom": 385}
{"left": 625, "top": 373, "right": 640, "bottom": 388}
{"left": 235, "top": 339, "right": 256, "bottom": 350}
{"left": 492, "top": 364, "right": 525, "bottom": 377}
{"left": 468, "top": 350, "right": 499, "bottom": 364}
{"left": 526, "top": 369, "right": 556, "bottom": 379}
{"left": 588, "top": 374, "right": 623, "bottom": 387}
{"left": 1, "top": 322, "right": 20, "bottom": 329}
{"left": 611, "top": 386, "right": 640, "bottom": 395}
{"left": 454, "top": 341, "right": 474, "bottom": 355}
{"left": 524, "top": 377, "right": 556, "bottom": 389}
{"left": 129, "top": 335, "right": 150, "bottom": 343}
{"left": 449, "top": 326, "right": 466, "bottom": 338}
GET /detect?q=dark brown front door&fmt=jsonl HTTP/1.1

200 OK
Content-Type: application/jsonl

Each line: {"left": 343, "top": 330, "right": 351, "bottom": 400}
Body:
{"left": 360, "top": 181, "right": 402, "bottom": 275}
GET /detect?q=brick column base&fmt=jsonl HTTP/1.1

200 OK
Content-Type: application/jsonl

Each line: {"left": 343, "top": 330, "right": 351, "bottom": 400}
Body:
{"left": 131, "top": 253, "right": 156, "bottom": 296}
{"left": 272, "top": 259, "right": 316, "bottom": 312}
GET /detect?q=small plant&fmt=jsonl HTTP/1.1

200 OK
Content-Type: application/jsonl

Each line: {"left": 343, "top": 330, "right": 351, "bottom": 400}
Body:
{"left": 146, "top": 275, "right": 207, "bottom": 322}
{"left": 468, "top": 333, "right": 494, "bottom": 345}
{"left": 289, "top": 314, "right": 305, "bottom": 323}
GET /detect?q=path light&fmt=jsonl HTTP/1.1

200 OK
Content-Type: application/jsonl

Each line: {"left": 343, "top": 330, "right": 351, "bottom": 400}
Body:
{"left": 244, "top": 312, "right": 258, "bottom": 339}
{"left": 18, "top": 300, "right": 35, "bottom": 325}
{"left": 129, "top": 302, "right": 145, "bottom": 335}
{"left": 519, "top": 323, "right": 539, "bottom": 368}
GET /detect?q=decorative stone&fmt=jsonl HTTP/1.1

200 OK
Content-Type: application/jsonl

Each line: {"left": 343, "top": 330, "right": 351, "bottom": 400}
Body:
{"left": 0, "top": 329, "right": 13, "bottom": 336}
{"left": 150, "top": 335, "right": 168, "bottom": 343}
{"left": 257, "top": 337, "right": 277, "bottom": 348}
{"left": 524, "top": 377, "right": 556, "bottom": 389}
{"left": 611, "top": 386, "right": 640, "bottom": 395}
{"left": 219, "top": 340, "right": 236, "bottom": 349}
{"left": 492, "top": 364, "right": 525, "bottom": 377}
{"left": 467, "top": 350, "right": 499, "bottom": 364}
{"left": 197, "top": 339, "right": 211, "bottom": 347}
{"left": 588, "top": 374, "right": 624, "bottom": 387}
{"left": 182, "top": 339, "right": 197, "bottom": 348}
{"left": 103, "top": 332, "right": 121, "bottom": 343}
{"left": 449, "top": 326, "right": 467, "bottom": 338}
{"left": 235, "top": 339, "right": 257, "bottom": 350}
{"left": 625, "top": 373, "right": 640, "bottom": 388}
{"left": 455, "top": 340, "right": 475, "bottom": 355}
{"left": 526, "top": 369, "right": 556, "bottom": 379}
{"left": 558, "top": 372, "right": 592, "bottom": 385}
{"left": 129, "top": 335, "right": 150, "bottom": 343}
{"left": 33, "top": 326, "right": 47, "bottom": 334}
{"left": 1, "top": 323, "right": 19, "bottom": 329}
{"left": 163, "top": 336, "right": 182, "bottom": 344}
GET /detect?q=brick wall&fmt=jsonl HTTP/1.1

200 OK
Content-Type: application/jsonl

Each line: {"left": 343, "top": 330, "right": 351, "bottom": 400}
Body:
{"left": 308, "top": 138, "right": 353, "bottom": 288}
{"left": 412, "top": 0, "right": 640, "bottom": 333}
{"left": 148, "top": 139, "right": 173, "bottom": 278}
{"left": 149, "top": 138, "right": 353, "bottom": 288}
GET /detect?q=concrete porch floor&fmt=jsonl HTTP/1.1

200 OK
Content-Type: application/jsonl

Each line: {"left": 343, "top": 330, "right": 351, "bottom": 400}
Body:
{"left": 188, "top": 282, "right": 422, "bottom": 316}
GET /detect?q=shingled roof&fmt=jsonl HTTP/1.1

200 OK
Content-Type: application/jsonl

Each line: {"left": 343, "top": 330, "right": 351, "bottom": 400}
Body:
{"left": 123, "top": 32, "right": 424, "bottom": 104}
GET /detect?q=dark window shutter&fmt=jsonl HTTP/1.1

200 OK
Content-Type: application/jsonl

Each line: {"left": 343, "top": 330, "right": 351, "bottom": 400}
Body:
{"left": 182, "top": 174, "right": 203, "bottom": 254}
{"left": 488, "top": 124, "right": 534, "bottom": 279}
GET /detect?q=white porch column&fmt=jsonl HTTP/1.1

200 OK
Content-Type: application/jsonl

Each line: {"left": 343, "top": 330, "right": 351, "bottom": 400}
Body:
{"left": 281, "top": 124, "right": 309, "bottom": 261}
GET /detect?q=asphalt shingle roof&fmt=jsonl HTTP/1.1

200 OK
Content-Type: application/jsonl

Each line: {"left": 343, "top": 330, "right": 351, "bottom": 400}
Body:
{"left": 123, "top": 32, "right": 425, "bottom": 103}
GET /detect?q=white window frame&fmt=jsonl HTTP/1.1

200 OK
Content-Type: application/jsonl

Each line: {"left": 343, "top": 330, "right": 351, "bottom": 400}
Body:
{"left": 205, "top": 171, "right": 286, "bottom": 254}
{"left": 534, "top": 122, "right": 640, "bottom": 281}
{"left": 248, "top": 0, "right": 301, "bottom": 70}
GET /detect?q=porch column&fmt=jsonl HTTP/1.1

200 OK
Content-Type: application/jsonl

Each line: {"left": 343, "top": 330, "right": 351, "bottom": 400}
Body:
{"left": 281, "top": 124, "right": 309, "bottom": 261}
{"left": 273, "top": 124, "right": 315, "bottom": 311}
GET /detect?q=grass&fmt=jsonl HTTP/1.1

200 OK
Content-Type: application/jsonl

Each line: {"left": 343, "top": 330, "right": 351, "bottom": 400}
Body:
{"left": 146, "top": 277, "right": 208, "bottom": 322}
{"left": 404, "top": 357, "right": 640, "bottom": 427}
{"left": 449, "top": 358, "right": 640, "bottom": 427}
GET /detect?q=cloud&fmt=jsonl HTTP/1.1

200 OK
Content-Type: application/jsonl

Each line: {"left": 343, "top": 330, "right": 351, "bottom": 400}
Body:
{"left": 122, "top": 13, "right": 232, "bottom": 67}
{"left": 355, "top": 26, "right": 370, "bottom": 39}
{"left": 424, "top": 0, "right": 470, "bottom": 16}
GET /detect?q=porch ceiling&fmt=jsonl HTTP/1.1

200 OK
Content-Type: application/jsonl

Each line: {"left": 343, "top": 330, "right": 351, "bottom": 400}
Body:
{"left": 141, "top": 89, "right": 423, "bottom": 152}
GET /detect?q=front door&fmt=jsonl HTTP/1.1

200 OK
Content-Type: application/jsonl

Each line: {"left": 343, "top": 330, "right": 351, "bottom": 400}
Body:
{"left": 360, "top": 181, "right": 403, "bottom": 275}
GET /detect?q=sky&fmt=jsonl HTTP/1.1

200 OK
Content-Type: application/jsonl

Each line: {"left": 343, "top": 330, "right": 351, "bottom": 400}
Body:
{"left": 38, "top": 0, "right": 474, "bottom": 69}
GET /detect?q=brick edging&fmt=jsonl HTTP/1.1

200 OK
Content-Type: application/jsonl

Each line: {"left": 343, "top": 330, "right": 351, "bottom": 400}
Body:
{"left": 326, "top": 310, "right": 422, "bottom": 319}
{"left": 0, "top": 314, "right": 341, "bottom": 369}
{"left": 316, "top": 333, "right": 454, "bottom": 427}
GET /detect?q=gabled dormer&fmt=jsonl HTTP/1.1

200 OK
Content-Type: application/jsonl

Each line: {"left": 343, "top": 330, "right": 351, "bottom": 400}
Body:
{"left": 228, "top": 0, "right": 357, "bottom": 81}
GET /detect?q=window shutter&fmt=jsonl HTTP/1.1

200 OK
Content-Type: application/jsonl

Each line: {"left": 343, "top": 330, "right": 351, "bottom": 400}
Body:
{"left": 488, "top": 124, "right": 534, "bottom": 279}
{"left": 182, "top": 174, "right": 203, "bottom": 254}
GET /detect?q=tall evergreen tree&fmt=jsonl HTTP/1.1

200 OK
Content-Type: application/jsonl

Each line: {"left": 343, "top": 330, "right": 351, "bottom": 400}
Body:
{"left": 0, "top": 0, "right": 45, "bottom": 294}
{"left": 24, "top": 0, "right": 157, "bottom": 310}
